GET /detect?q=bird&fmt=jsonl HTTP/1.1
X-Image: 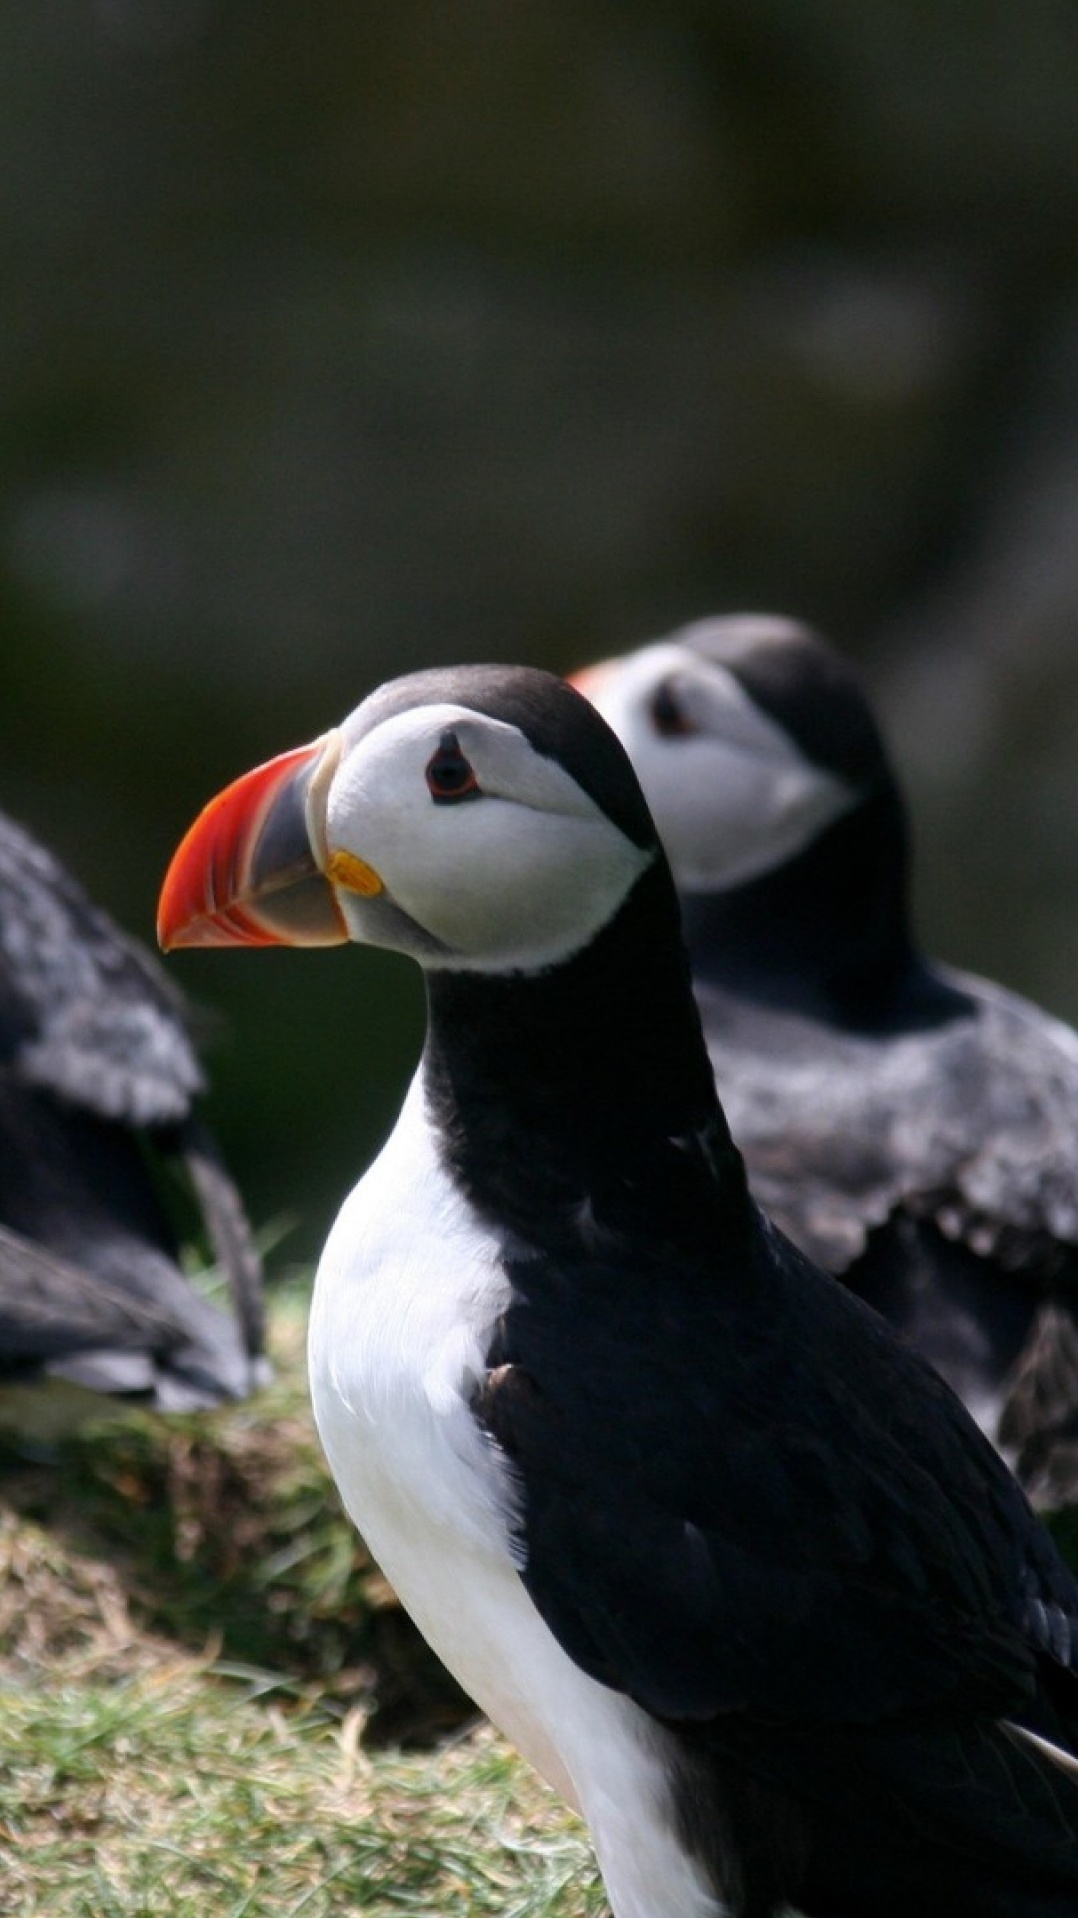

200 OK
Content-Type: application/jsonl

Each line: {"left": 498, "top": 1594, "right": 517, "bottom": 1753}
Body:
{"left": 0, "top": 806, "right": 265, "bottom": 1429}
{"left": 159, "top": 661, "right": 1078, "bottom": 1917}
{"left": 574, "top": 616, "right": 1078, "bottom": 1510}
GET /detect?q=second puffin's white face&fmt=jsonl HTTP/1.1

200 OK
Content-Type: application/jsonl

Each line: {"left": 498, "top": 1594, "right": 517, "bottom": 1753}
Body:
{"left": 319, "top": 702, "right": 654, "bottom": 973}
{"left": 584, "top": 638, "right": 857, "bottom": 893}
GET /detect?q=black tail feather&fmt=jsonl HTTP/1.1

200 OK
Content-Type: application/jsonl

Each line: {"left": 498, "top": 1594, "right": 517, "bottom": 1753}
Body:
{"left": 166, "top": 1114, "right": 266, "bottom": 1376}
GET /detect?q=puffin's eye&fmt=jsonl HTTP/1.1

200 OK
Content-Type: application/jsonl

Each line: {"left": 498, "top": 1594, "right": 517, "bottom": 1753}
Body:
{"left": 425, "top": 731, "right": 481, "bottom": 805}
{"left": 650, "top": 679, "right": 696, "bottom": 739}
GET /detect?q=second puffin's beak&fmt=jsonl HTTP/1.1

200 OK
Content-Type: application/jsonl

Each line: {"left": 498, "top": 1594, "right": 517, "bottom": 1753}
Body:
{"left": 157, "top": 730, "right": 381, "bottom": 952}
{"left": 566, "top": 660, "right": 616, "bottom": 701}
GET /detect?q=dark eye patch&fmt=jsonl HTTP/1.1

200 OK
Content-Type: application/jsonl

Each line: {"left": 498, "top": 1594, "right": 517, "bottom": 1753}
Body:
{"left": 426, "top": 731, "right": 481, "bottom": 805}
{"left": 650, "top": 679, "right": 696, "bottom": 738}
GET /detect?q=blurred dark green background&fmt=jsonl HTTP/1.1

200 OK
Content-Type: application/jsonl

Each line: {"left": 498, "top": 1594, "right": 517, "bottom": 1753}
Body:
{"left": 3, "top": 2, "right": 1078, "bottom": 1264}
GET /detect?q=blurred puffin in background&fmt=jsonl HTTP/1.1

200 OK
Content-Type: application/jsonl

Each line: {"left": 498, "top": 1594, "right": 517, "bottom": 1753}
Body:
{"left": 0, "top": 808, "right": 265, "bottom": 1430}
{"left": 160, "top": 663, "right": 1078, "bottom": 1918}
{"left": 575, "top": 616, "right": 1078, "bottom": 1507}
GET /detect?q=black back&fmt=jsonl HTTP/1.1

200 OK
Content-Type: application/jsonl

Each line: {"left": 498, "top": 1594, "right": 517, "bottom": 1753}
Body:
{"left": 648, "top": 630, "right": 1078, "bottom": 1505}
{"left": 413, "top": 776, "right": 1078, "bottom": 1912}
{"left": 0, "top": 808, "right": 264, "bottom": 1409}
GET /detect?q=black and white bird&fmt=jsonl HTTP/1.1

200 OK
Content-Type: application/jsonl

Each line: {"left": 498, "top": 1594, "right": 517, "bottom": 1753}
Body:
{"left": 0, "top": 808, "right": 264, "bottom": 1426}
{"left": 160, "top": 664, "right": 1078, "bottom": 1918}
{"left": 576, "top": 618, "right": 1078, "bottom": 1509}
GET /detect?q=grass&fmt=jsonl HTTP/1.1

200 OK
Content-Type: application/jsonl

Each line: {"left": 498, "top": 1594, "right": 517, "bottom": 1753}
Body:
{"left": 0, "top": 1678, "right": 602, "bottom": 1916}
{"left": 0, "top": 1278, "right": 604, "bottom": 1917}
{"left": 0, "top": 1278, "right": 466, "bottom": 1742}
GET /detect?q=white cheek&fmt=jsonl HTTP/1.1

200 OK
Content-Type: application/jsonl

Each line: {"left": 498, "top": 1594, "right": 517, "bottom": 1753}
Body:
{"left": 326, "top": 721, "right": 654, "bottom": 973}
{"left": 638, "top": 737, "right": 855, "bottom": 892}
{"left": 411, "top": 804, "right": 651, "bottom": 970}
{"left": 585, "top": 660, "right": 667, "bottom": 773}
{"left": 587, "top": 650, "right": 857, "bottom": 894}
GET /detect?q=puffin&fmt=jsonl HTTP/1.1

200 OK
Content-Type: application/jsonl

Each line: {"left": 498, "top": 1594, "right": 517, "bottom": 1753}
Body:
{"left": 0, "top": 807, "right": 265, "bottom": 1426}
{"left": 159, "top": 663, "right": 1078, "bottom": 1918}
{"left": 575, "top": 618, "right": 1078, "bottom": 1509}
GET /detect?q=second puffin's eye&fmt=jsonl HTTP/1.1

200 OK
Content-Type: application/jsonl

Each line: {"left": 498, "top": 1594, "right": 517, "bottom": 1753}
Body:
{"left": 425, "top": 731, "right": 481, "bottom": 804}
{"left": 650, "top": 679, "right": 696, "bottom": 738}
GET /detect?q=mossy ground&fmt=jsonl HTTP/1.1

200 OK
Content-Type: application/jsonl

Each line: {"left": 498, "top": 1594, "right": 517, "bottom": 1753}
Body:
{"left": 0, "top": 1280, "right": 604, "bottom": 1917}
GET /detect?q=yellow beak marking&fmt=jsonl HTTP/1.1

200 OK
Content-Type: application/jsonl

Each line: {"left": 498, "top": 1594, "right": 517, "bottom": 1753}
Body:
{"left": 326, "top": 849, "right": 384, "bottom": 897}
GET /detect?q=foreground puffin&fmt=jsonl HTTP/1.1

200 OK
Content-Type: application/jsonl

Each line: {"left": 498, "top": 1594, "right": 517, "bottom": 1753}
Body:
{"left": 159, "top": 664, "right": 1078, "bottom": 1918}
{"left": 0, "top": 808, "right": 264, "bottom": 1425}
{"left": 576, "top": 618, "right": 1078, "bottom": 1509}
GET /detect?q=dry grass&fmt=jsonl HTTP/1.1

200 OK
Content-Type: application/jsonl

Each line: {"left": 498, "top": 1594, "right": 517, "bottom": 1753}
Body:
{"left": 0, "top": 1281, "right": 466, "bottom": 1742}
{"left": 0, "top": 1279, "right": 604, "bottom": 1917}
{"left": 0, "top": 1672, "right": 603, "bottom": 1916}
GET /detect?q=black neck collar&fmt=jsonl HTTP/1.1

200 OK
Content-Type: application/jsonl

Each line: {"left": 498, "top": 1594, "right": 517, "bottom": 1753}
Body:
{"left": 423, "top": 859, "right": 751, "bottom": 1257}
{"left": 680, "top": 787, "right": 951, "bottom": 1031}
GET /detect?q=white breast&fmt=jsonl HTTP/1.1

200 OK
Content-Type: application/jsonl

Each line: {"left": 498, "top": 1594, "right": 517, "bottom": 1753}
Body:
{"left": 308, "top": 1070, "right": 729, "bottom": 1918}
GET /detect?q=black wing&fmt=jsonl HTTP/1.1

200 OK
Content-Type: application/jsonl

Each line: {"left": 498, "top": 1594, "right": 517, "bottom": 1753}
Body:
{"left": 0, "top": 1220, "right": 183, "bottom": 1356}
{"left": 0, "top": 810, "right": 201, "bottom": 1126}
{"left": 0, "top": 1067, "right": 257, "bottom": 1410}
{"left": 699, "top": 965, "right": 1078, "bottom": 1281}
{"left": 0, "top": 810, "right": 265, "bottom": 1382}
{"left": 475, "top": 1215, "right": 1077, "bottom": 1732}
{"left": 698, "top": 966, "right": 1078, "bottom": 1499}
{"left": 0, "top": 1203, "right": 254, "bottom": 1411}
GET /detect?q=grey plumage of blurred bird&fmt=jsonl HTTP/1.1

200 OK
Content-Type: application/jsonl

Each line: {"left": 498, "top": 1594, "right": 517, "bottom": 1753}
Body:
{"left": 0, "top": 808, "right": 265, "bottom": 1431}
{"left": 578, "top": 617, "right": 1078, "bottom": 1510}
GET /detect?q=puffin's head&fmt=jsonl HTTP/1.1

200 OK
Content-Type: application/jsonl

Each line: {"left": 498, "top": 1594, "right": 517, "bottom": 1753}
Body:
{"left": 158, "top": 665, "right": 659, "bottom": 975}
{"left": 572, "top": 616, "right": 892, "bottom": 894}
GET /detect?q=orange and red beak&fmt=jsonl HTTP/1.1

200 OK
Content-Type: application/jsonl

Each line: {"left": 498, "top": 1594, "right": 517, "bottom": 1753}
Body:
{"left": 157, "top": 733, "right": 350, "bottom": 952}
